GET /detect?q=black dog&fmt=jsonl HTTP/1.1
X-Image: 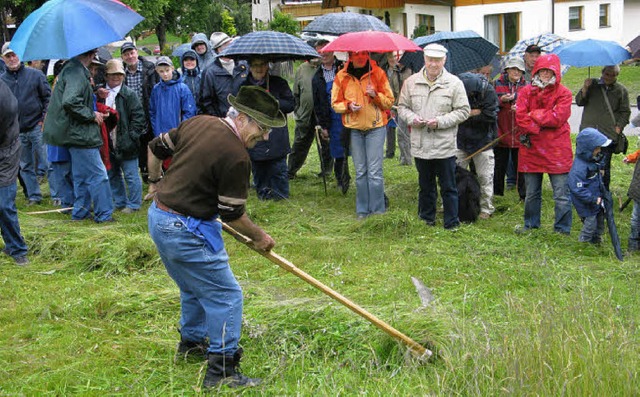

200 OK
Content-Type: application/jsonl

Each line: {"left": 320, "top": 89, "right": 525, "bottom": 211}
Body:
{"left": 456, "top": 165, "right": 481, "bottom": 223}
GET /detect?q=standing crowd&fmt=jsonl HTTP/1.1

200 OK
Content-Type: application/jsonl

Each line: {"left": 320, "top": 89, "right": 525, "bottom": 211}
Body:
{"left": 0, "top": 31, "right": 639, "bottom": 390}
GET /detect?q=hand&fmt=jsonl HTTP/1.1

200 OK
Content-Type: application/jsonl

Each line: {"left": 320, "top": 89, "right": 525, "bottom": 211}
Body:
{"left": 426, "top": 118, "right": 438, "bottom": 129}
{"left": 596, "top": 197, "right": 602, "bottom": 205}
{"left": 96, "top": 87, "right": 109, "bottom": 100}
{"left": 94, "top": 111, "right": 106, "bottom": 125}
{"left": 144, "top": 183, "right": 157, "bottom": 201}
{"left": 366, "top": 86, "right": 376, "bottom": 98}
{"left": 251, "top": 232, "right": 275, "bottom": 252}
{"left": 321, "top": 129, "right": 329, "bottom": 140}
{"left": 349, "top": 102, "right": 362, "bottom": 112}
{"left": 623, "top": 156, "right": 630, "bottom": 164}
{"left": 412, "top": 116, "right": 426, "bottom": 127}
{"left": 470, "top": 109, "right": 482, "bottom": 116}
{"left": 583, "top": 78, "right": 593, "bottom": 90}
{"left": 615, "top": 126, "right": 621, "bottom": 134}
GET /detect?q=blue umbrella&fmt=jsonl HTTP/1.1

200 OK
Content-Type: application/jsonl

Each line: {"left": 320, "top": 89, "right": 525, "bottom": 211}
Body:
{"left": 219, "top": 31, "right": 319, "bottom": 62}
{"left": 413, "top": 30, "right": 499, "bottom": 75}
{"left": 552, "top": 39, "right": 631, "bottom": 67}
{"left": 172, "top": 43, "right": 192, "bottom": 58}
{"left": 10, "top": 0, "right": 144, "bottom": 62}
{"left": 302, "top": 12, "right": 391, "bottom": 35}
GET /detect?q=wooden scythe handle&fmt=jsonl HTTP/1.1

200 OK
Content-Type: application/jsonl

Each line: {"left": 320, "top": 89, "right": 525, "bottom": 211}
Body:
{"left": 221, "top": 222, "right": 432, "bottom": 359}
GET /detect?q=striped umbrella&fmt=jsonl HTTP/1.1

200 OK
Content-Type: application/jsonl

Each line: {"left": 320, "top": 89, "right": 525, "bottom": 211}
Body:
{"left": 219, "top": 31, "right": 319, "bottom": 62}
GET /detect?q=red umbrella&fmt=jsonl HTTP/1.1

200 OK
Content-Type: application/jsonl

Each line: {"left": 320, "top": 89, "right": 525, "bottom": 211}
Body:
{"left": 319, "top": 31, "right": 422, "bottom": 53}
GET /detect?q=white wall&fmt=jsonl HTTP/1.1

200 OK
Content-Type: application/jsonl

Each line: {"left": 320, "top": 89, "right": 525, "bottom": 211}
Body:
{"left": 554, "top": 0, "right": 625, "bottom": 43}
{"left": 622, "top": 0, "right": 640, "bottom": 44}
{"left": 453, "top": 0, "right": 551, "bottom": 38}
{"left": 252, "top": 0, "right": 279, "bottom": 25}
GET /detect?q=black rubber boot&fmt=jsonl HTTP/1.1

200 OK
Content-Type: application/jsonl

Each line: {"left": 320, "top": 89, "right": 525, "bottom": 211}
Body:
{"left": 203, "top": 348, "right": 261, "bottom": 389}
{"left": 175, "top": 338, "right": 208, "bottom": 362}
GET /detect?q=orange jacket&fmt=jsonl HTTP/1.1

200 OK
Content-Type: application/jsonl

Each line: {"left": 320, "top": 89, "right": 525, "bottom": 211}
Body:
{"left": 331, "top": 60, "right": 394, "bottom": 131}
{"left": 625, "top": 149, "right": 640, "bottom": 164}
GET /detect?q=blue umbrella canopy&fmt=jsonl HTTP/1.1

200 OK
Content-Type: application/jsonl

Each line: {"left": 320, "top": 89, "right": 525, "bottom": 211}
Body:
{"left": 552, "top": 39, "right": 631, "bottom": 67}
{"left": 219, "top": 31, "right": 319, "bottom": 62}
{"left": 413, "top": 30, "right": 499, "bottom": 75}
{"left": 172, "top": 43, "right": 192, "bottom": 58}
{"left": 10, "top": 0, "right": 143, "bottom": 61}
{"left": 302, "top": 12, "right": 391, "bottom": 35}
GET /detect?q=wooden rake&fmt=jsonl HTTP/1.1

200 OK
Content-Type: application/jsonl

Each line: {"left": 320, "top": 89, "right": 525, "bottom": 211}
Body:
{"left": 221, "top": 222, "right": 432, "bottom": 360}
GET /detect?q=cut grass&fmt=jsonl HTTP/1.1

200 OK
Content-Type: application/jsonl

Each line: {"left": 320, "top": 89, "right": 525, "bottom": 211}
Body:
{"left": 0, "top": 127, "right": 638, "bottom": 394}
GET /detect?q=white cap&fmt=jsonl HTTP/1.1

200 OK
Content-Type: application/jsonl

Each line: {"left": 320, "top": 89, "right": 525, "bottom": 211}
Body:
{"left": 1, "top": 42, "right": 15, "bottom": 57}
{"left": 423, "top": 43, "right": 447, "bottom": 58}
{"left": 602, "top": 138, "right": 613, "bottom": 147}
{"left": 504, "top": 57, "right": 526, "bottom": 72}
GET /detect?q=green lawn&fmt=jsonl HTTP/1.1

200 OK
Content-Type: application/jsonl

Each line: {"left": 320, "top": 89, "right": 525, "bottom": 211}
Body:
{"left": 1, "top": 128, "right": 638, "bottom": 394}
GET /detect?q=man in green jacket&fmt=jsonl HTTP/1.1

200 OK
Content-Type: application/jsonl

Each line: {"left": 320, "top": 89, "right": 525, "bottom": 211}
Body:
{"left": 576, "top": 65, "right": 631, "bottom": 190}
{"left": 43, "top": 48, "right": 114, "bottom": 223}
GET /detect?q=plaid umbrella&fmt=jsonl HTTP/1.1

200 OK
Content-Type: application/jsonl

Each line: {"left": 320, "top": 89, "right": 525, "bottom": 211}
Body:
{"left": 219, "top": 31, "right": 319, "bottom": 62}
{"left": 627, "top": 35, "right": 640, "bottom": 58}
{"left": 508, "top": 32, "right": 569, "bottom": 57}
{"left": 302, "top": 12, "right": 391, "bottom": 35}
{"left": 413, "top": 30, "right": 499, "bottom": 75}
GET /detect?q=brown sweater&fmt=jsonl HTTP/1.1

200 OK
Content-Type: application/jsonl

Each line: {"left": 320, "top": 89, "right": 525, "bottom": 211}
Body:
{"left": 149, "top": 115, "right": 250, "bottom": 220}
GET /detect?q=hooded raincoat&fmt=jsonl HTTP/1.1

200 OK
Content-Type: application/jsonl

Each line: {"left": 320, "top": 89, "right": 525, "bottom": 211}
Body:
{"left": 515, "top": 54, "right": 573, "bottom": 174}
{"left": 190, "top": 33, "right": 215, "bottom": 71}
{"left": 180, "top": 49, "right": 201, "bottom": 104}
{"left": 568, "top": 128, "right": 609, "bottom": 217}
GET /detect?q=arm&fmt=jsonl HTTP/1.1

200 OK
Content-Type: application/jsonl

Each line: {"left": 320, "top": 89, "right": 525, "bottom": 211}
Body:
{"left": 149, "top": 87, "right": 159, "bottom": 136}
{"left": 127, "top": 93, "right": 146, "bottom": 139}
{"left": 575, "top": 78, "right": 594, "bottom": 107}
{"left": 435, "top": 80, "right": 470, "bottom": 130}
{"left": 226, "top": 213, "right": 275, "bottom": 251}
{"left": 312, "top": 74, "right": 332, "bottom": 130}
{"left": 61, "top": 70, "right": 97, "bottom": 123}
{"left": 529, "top": 87, "right": 572, "bottom": 128}
{"left": 273, "top": 77, "right": 295, "bottom": 114}
{"left": 369, "top": 68, "right": 394, "bottom": 111}
{"left": 38, "top": 71, "right": 51, "bottom": 122}
{"left": 180, "top": 85, "right": 197, "bottom": 121}
{"left": 198, "top": 68, "right": 218, "bottom": 116}
{"left": 568, "top": 168, "right": 600, "bottom": 206}
{"left": 331, "top": 72, "right": 351, "bottom": 114}
{"left": 515, "top": 86, "right": 541, "bottom": 135}
{"left": 615, "top": 86, "right": 631, "bottom": 130}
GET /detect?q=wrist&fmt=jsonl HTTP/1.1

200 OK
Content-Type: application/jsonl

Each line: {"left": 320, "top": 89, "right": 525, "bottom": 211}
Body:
{"left": 148, "top": 176, "right": 162, "bottom": 184}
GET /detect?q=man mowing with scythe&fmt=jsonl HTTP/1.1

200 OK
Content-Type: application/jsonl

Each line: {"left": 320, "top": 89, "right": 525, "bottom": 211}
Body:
{"left": 144, "top": 85, "right": 285, "bottom": 389}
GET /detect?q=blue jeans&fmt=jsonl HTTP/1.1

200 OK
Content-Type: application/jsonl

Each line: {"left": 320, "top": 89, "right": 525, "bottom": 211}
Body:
{"left": 350, "top": 127, "right": 386, "bottom": 216}
{"left": 49, "top": 162, "right": 74, "bottom": 207}
{"left": 252, "top": 157, "right": 289, "bottom": 200}
{"left": 415, "top": 156, "right": 460, "bottom": 229}
{"left": 579, "top": 210, "right": 604, "bottom": 243}
{"left": 69, "top": 147, "right": 113, "bottom": 222}
{"left": 19, "top": 128, "right": 44, "bottom": 201}
{"left": 523, "top": 173, "right": 572, "bottom": 233}
{"left": 108, "top": 157, "right": 142, "bottom": 210}
{"left": 0, "top": 183, "right": 28, "bottom": 258}
{"left": 148, "top": 202, "right": 242, "bottom": 354}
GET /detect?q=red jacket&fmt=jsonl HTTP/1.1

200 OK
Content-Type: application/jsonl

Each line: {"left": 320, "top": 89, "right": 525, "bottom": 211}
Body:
{"left": 494, "top": 72, "right": 527, "bottom": 148}
{"left": 515, "top": 54, "right": 573, "bottom": 174}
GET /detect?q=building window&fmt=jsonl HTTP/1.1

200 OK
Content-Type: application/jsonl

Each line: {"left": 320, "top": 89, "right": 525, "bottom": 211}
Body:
{"left": 599, "top": 4, "right": 610, "bottom": 27}
{"left": 484, "top": 13, "right": 519, "bottom": 53}
{"left": 416, "top": 14, "right": 435, "bottom": 36}
{"left": 569, "top": 6, "right": 583, "bottom": 31}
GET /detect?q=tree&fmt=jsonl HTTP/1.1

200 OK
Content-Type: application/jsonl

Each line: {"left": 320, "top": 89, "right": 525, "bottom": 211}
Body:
{"left": 221, "top": 9, "right": 236, "bottom": 37}
{"left": 267, "top": 10, "right": 299, "bottom": 35}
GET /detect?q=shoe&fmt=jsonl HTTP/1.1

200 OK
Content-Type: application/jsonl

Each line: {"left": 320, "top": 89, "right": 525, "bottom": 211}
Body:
{"left": 444, "top": 222, "right": 460, "bottom": 230}
{"left": 357, "top": 214, "right": 368, "bottom": 220}
{"left": 424, "top": 220, "right": 436, "bottom": 227}
{"left": 514, "top": 225, "right": 533, "bottom": 235}
{"left": 96, "top": 217, "right": 116, "bottom": 223}
{"left": 14, "top": 256, "right": 29, "bottom": 266}
{"left": 121, "top": 208, "right": 138, "bottom": 214}
{"left": 51, "top": 198, "right": 62, "bottom": 206}
{"left": 288, "top": 173, "right": 296, "bottom": 180}
{"left": 26, "top": 200, "right": 41, "bottom": 206}
{"left": 479, "top": 212, "right": 491, "bottom": 220}
{"left": 203, "top": 348, "right": 261, "bottom": 389}
{"left": 175, "top": 338, "right": 208, "bottom": 362}
{"left": 386, "top": 153, "right": 395, "bottom": 159}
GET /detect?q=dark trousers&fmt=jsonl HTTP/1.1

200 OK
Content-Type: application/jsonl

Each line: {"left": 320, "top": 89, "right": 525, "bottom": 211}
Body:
{"left": 287, "top": 122, "right": 332, "bottom": 177}
{"left": 386, "top": 125, "right": 396, "bottom": 158}
{"left": 494, "top": 147, "right": 525, "bottom": 199}
{"left": 415, "top": 156, "right": 459, "bottom": 229}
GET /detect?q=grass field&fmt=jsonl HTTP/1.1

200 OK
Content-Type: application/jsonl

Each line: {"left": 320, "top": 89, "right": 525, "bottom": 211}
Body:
{"left": 1, "top": 121, "right": 638, "bottom": 395}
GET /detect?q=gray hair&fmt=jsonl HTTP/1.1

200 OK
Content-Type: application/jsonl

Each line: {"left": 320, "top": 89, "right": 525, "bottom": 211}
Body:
{"left": 226, "top": 106, "right": 240, "bottom": 119}
{"left": 602, "top": 65, "right": 620, "bottom": 74}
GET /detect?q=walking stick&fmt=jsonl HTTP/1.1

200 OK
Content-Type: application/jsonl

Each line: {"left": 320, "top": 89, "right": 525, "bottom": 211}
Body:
{"left": 620, "top": 197, "right": 632, "bottom": 212}
{"left": 462, "top": 134, "right": 504, "bottom": 162}
{"left": 314, "top": 126, "right": 328, "bottom": 196}
{"left": 221, "top": 221, "right": 432, "bottom": 360}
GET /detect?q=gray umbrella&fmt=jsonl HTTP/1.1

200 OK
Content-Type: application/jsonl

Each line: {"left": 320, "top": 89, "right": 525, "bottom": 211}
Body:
{"left": 302, "top": 12, "right": 391, "bottom": 35}
{"left": 219, "top": 31, "right": 319, "bottom": 62}
{"left": 602, "top": 188, "right": 624, "bottom": 261}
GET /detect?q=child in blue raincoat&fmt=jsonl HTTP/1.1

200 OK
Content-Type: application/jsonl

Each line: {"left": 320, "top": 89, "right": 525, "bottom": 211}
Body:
{"left": 568, "top": 128, "right": 613, "bottom": 244}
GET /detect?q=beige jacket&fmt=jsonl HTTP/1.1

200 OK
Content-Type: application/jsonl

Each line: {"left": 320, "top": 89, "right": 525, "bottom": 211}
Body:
{"left": 398, "top": 68, "right": 470, "bottom": 159}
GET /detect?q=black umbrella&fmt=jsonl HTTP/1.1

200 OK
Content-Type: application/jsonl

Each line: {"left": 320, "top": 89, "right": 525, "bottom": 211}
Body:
{"left": 602, "top": 188, "right": 624, "bottom": 261}
{"left": 627, "top": 35, "right": 640, "bottom": 59}
{"left": 302, "top": 12, "right": 391, "bottom": 35}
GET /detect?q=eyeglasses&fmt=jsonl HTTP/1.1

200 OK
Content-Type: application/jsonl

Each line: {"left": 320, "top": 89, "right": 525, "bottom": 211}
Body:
{"left": 249, "top": 117, "right": 271, "bottom": 135}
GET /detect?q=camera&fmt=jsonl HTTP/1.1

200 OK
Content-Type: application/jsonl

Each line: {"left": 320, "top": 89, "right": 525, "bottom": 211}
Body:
{"left": 519, "top": 134, "right": 531, "bottom": 148}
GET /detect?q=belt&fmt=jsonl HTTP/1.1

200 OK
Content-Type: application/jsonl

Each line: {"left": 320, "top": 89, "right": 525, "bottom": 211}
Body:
{"left": 154, "top": 198, "right": 185, "bottom": 216}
